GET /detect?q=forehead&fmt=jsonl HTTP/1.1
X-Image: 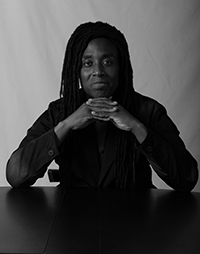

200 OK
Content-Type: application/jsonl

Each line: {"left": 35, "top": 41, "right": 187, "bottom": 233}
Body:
{"left": 82, "top": 38, "right": 118, "bottom": 58}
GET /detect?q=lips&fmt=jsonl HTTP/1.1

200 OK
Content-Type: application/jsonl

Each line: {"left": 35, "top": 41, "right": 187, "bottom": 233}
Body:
{"left": 92, "top": 81, "right": 109, "bottom": 89}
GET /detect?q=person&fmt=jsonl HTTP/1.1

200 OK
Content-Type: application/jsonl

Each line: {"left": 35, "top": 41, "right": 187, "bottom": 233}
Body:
{"left": 6, "top": 21, "right": 198, "bottom": 191}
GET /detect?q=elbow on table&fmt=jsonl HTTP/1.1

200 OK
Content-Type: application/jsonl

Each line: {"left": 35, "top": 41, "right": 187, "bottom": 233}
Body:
{"left": 175, "top": 166, "right": 199, "bottom": 192}
{"left": 6, "top": 177, "right": 21, "bottom": 188}
{"left": 6, "top": 165, "right": 22, "bottom": 188}
{"left": 6, "top": 158, "right": 29, "bottom": 188}
{"left": 174, "top": 182, "right": 197, "bottom": 192}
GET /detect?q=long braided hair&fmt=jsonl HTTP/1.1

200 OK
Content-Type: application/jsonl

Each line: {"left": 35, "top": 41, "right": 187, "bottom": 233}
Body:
{"left": 60, "top": 21, "right": 136, "bottom": 187}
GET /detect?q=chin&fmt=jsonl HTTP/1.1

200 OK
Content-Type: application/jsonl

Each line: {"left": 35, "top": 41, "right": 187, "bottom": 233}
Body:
{"left": 92, "top": 91, "right": 110, "bottom": 98}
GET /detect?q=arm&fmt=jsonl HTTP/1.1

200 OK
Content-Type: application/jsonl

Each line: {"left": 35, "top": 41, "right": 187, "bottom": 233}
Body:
{"left": 6, "top": 98, "right": 98, "bottom": 187}
{"left": 135, "top": 106, "right": 198, "bottom": 192}
{"left": 87, "top": 97, "right": 198, "bottom": 191}
{"left": 6, "top": 101, "right": 61, "bottom": 188}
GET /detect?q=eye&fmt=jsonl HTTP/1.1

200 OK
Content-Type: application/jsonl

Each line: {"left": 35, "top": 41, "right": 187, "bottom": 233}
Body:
{"left": 83, "top": 59, "right": 93, "bottom": 67}
{"left": 103, "top": 59, "right": 112, "bottom": 66}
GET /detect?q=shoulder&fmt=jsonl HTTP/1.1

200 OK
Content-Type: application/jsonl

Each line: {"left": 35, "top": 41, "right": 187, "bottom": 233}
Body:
{"left": 48, "top": 98, "right": 63, "bottom": 110}
{"left": 47, "top": 98, "right": 64, "bottom": 125}
{"left": 134, "top": 92, "right": 165, "bottom": 112}
{"left": 32, "top": 98, "right": 63, "bottom": 128}
{"left": 47, "top": 98, "right": 64, "bottom": 117}
{"left": 133, "top": 92, "right": 167, "bottom": 125}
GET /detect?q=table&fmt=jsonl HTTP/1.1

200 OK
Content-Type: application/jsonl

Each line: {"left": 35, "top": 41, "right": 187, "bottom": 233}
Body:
{"left": 0, "top": 187, "right": 63, "bottom": 254}
{"left": 0, "top": 187, "right": 200, "bottom": 254}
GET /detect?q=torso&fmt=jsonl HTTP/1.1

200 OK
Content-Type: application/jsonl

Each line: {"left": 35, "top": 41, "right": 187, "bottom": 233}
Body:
{"left": 94, "top": 121, "right": 109, "bottom": 165}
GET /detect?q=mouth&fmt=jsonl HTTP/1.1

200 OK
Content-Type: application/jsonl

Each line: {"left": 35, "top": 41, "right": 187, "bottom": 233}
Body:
{"left": 92, "top": 81, "right": 109, "bottom": 89}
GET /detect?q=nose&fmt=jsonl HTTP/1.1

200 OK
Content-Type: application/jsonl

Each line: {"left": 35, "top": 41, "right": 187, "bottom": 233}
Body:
{"left": 92, "top": 63, "right": 104, "bottom": 76}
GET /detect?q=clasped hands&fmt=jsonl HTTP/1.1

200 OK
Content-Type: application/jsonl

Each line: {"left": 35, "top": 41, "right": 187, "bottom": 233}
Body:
{"left": 55, "top": 97, "right": 147, "bottom": 145}
{"left": 70, "top": 97, "right": 135, "bottom": 132}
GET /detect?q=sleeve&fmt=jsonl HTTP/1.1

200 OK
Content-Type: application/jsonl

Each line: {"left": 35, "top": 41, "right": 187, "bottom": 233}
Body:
{"left": 6, "top": 101, "right": 61, "bottom": 188}
{"left": 136, "top": 105, "right": 198, "bottom": 192}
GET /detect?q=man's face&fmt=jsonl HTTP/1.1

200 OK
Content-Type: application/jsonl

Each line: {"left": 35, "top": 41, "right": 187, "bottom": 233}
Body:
{"left": 80, "top": 38, "right": 119, "bottom": 98}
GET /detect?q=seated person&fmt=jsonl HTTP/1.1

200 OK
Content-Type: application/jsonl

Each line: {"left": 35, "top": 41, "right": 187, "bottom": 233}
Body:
{"left": 6, "top": 21, "right": 198, "bottom": 191}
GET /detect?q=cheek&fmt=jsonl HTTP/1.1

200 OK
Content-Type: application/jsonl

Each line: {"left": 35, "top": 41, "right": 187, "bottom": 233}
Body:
{"left": 80, "top": 71, "right": 90, "bottom": 92}
{"left": 113, "top": 69, "right": 119, "bottom": 85}
{"left": 80, "top": 70, "right": 90, "bottom": 83}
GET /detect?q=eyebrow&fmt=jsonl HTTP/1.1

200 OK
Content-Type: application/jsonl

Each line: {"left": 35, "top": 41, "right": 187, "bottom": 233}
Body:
{"left": 82, "top": 54, "right": 116, "bottom": 59}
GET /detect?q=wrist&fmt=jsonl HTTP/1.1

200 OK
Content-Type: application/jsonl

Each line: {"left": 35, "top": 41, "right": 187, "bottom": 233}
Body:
{"left": 54, "top": 120, "right": 71, "bottom": 146}
{"left": 130, "top": 121, "right": 148, "bottom": 144}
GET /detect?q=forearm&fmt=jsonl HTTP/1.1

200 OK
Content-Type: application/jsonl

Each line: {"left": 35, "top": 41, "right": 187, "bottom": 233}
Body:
{"left": 130, "top": 120, "right": 148, "bottom": 144}
{"left": 54, "top": 119, "right": 72, "bottom": 147}
{"left": 137, "top": 130, "right": 198, "bottom": 191}
{"left": 6, "top": 129, "right": 59, "bottom": 187}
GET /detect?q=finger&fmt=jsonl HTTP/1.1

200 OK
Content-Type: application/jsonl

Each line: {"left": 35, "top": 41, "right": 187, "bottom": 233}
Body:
{"left": 92, "top": 116, "right": 110, "bottom": 121}
{"left": 87, "top": 97, "right": 117, "bottom": 106}
{"left": 90, "top": 105, "right": 118, "bottom": 113}
{"left": 91, "top": 110, "right": 110, "bottom": 119}
{"left": 87, "top": 102, "right": 118, "bottom": 112}
{"left": 93, "top": 99, "right": 117, "bottom": 105}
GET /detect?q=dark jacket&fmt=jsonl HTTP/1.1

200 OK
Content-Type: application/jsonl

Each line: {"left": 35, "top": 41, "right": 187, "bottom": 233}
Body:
{"left": 6, "top": 91, "right": 198, "bottom": 191}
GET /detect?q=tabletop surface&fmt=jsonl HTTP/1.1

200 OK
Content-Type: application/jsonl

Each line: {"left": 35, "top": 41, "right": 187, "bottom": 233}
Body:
{"left": 0, "top": 187, "right": 200, "bottom": 254}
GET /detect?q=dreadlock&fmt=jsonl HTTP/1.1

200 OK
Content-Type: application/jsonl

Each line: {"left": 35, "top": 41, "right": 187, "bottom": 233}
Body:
{"left": 60, "top": 21, "right": 136, "bottom": 188}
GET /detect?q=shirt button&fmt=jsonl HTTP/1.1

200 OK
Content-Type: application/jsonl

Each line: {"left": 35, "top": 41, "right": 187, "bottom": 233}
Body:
{"left": 146, "top": 146, "right": 153, "bottom": 152}
{"left": 48, "top": 150, "right": 54, "bottom": 156}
